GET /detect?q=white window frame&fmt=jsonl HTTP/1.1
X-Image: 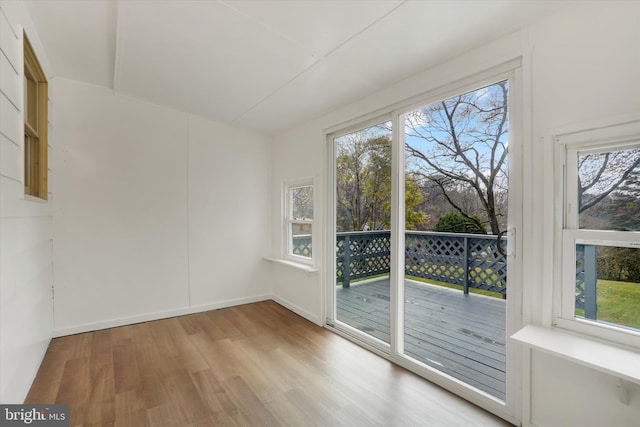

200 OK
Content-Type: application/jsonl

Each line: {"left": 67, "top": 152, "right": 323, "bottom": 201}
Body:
{"left": 554, "top": 119, "right": 640, "bottom": 349}
{"left": 325, "top": 61, "right": 523, "bottom": 423}
{"left": 283, "top": 179, "right": 314, "bottom": 265}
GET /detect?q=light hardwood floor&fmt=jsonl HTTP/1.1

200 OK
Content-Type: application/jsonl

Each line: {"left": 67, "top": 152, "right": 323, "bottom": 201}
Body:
{"left": 26, "top": 301, "right": 513, "bottom": 426}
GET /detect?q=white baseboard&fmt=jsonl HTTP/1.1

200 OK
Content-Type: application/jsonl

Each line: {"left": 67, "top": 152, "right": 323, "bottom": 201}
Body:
{"left": 271, "top": 295, "right": 323, "bottom": 326}
{"left": 52, "top": 294, "right": 272, "bottom": 337}
{"left": 13, "top": 337, "right": 51, "bottom": 404}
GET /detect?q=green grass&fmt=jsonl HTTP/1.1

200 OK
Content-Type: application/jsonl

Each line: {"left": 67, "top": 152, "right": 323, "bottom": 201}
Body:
{"left": 576, "top": 279, "right": 640, "bottom": 330}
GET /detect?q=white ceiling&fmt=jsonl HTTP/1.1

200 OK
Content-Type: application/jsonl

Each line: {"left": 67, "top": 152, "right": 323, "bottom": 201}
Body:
{"left": 25, "top": 0, "right": 569, "bottom": 136}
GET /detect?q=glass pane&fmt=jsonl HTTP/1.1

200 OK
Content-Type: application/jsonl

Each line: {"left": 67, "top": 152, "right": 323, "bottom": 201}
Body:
{"left": 335, "top": 123, "right": 392, "bottom": 232}
{"left": 25, "top": 75, "right": 38, "bottom": 130}
{"left": 292, "top": 185, "right": 313, "bottom": 220}
{"left": 334, "top": 121, "right": 392, "bottom": 344}
{"left": 578, "top": 148, "right": 640, "bottom": 231}
{"left": 24, "top": 134, "right": 39, "bottom": 195}
{"left": 575, "top": 244, "right": 640, "bottom": 331}
{"left": 24, "top": 134, "right": 31, "bottom": 189}
{"left": 291, "top": 223, "right": 312, "bottom": 258}
{"left": 403, "top": 81, "right": 509, "bottom": 401}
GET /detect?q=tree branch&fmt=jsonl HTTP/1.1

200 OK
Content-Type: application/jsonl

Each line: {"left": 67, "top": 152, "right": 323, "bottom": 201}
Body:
{"left": 580, "top": 155, "right": 640, "bottom": 212}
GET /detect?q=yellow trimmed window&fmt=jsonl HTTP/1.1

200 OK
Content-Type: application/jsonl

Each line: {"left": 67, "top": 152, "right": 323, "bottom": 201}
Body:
{"left": 23, "top": 31, "right": 48, "bottom": 199}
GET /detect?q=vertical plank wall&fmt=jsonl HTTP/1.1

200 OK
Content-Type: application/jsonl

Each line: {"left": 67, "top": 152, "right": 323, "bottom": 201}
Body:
{"left": 0, "top": 4, "right": 53, "bottom": 403}
{"left": 51, "top": 79, "right": 273, "bottom": 336}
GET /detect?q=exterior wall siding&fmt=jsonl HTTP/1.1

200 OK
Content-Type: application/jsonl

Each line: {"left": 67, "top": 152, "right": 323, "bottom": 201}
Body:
{"left": 0, "top": 2, "right": 53, "bottom": 403}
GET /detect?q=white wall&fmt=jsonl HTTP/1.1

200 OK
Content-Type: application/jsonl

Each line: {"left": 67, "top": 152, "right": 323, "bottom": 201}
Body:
{"left": 270, "top": 2, "right": 640, "bottom": 426}
{"left": 52, "top": 78, "right": 272, "bottom": 335}
{"left": 269, "top": 129, "right": 325, "bottom": 325}
{"left": 187, "top": 115, "right": 272, "bottom": 308}
{"left": 0, "top": 1, "right": 53, "bottom": 403}
{"left": 527, "top": 3, "right": 640, "bottom": 426}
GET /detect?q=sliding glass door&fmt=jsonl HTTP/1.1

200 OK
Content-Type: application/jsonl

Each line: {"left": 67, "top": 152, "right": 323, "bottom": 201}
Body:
{"left": 401, "top": 81, "right": 509, "bottom": 400}
{"left": 333, "top": 121, "right": 392, "bottom": 345}
{"left": 328, "top": 71, "right": 518, "bottom": 413}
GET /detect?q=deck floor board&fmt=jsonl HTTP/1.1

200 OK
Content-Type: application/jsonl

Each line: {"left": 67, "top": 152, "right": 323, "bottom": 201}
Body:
{"left": 336, "top": 277, "right": 506, "bottom": 401}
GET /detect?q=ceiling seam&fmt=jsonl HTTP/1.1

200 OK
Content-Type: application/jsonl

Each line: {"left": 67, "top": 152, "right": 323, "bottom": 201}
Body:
{"left": 218, "top": 0, "right": 319, "bottom": 59}
{"left": 228, "top": 58, "right": 321, "bottom": 126}
{"left": 321, "top": 0, "right": 407, "bottom": 59}
{"left": 228, "top": 0, "right": 408, "bottom": 128}
{"left": 112, "top": 0, "right": 124, "bottom": 92}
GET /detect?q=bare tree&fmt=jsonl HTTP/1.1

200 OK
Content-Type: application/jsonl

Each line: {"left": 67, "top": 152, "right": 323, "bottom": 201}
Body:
{"left": 578, "top": 149, "right": 640, "bottom": 282}
{"left": 578, "top": 150, "right": 640, "bottom": 214}
{"left": 404, "top": 81, "right": 509, "bottom": 234}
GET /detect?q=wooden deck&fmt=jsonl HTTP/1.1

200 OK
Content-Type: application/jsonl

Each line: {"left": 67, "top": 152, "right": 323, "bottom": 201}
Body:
{"left": 336, "top": 277, "right": 506, "bottom": 400}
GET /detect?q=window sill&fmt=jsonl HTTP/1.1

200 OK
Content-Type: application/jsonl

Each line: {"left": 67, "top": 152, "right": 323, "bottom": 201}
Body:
{"left": 511, "top": 325, "right": 640, "bottom": 386}
{"left": 263, "top": 257, "right": 318, "bottom": 274}
{"left": 23, "top": 193, "right": 48, "bottom": 203}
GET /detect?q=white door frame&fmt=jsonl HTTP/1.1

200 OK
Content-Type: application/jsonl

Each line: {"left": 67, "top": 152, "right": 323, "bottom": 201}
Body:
{"left": 323, "top": 60, "right": 524, "bottom": 425}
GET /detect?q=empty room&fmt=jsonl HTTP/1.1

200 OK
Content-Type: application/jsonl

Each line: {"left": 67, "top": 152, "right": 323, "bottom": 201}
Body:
{"left": 1, "top": 1, "right": 639, "bottom": 426}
